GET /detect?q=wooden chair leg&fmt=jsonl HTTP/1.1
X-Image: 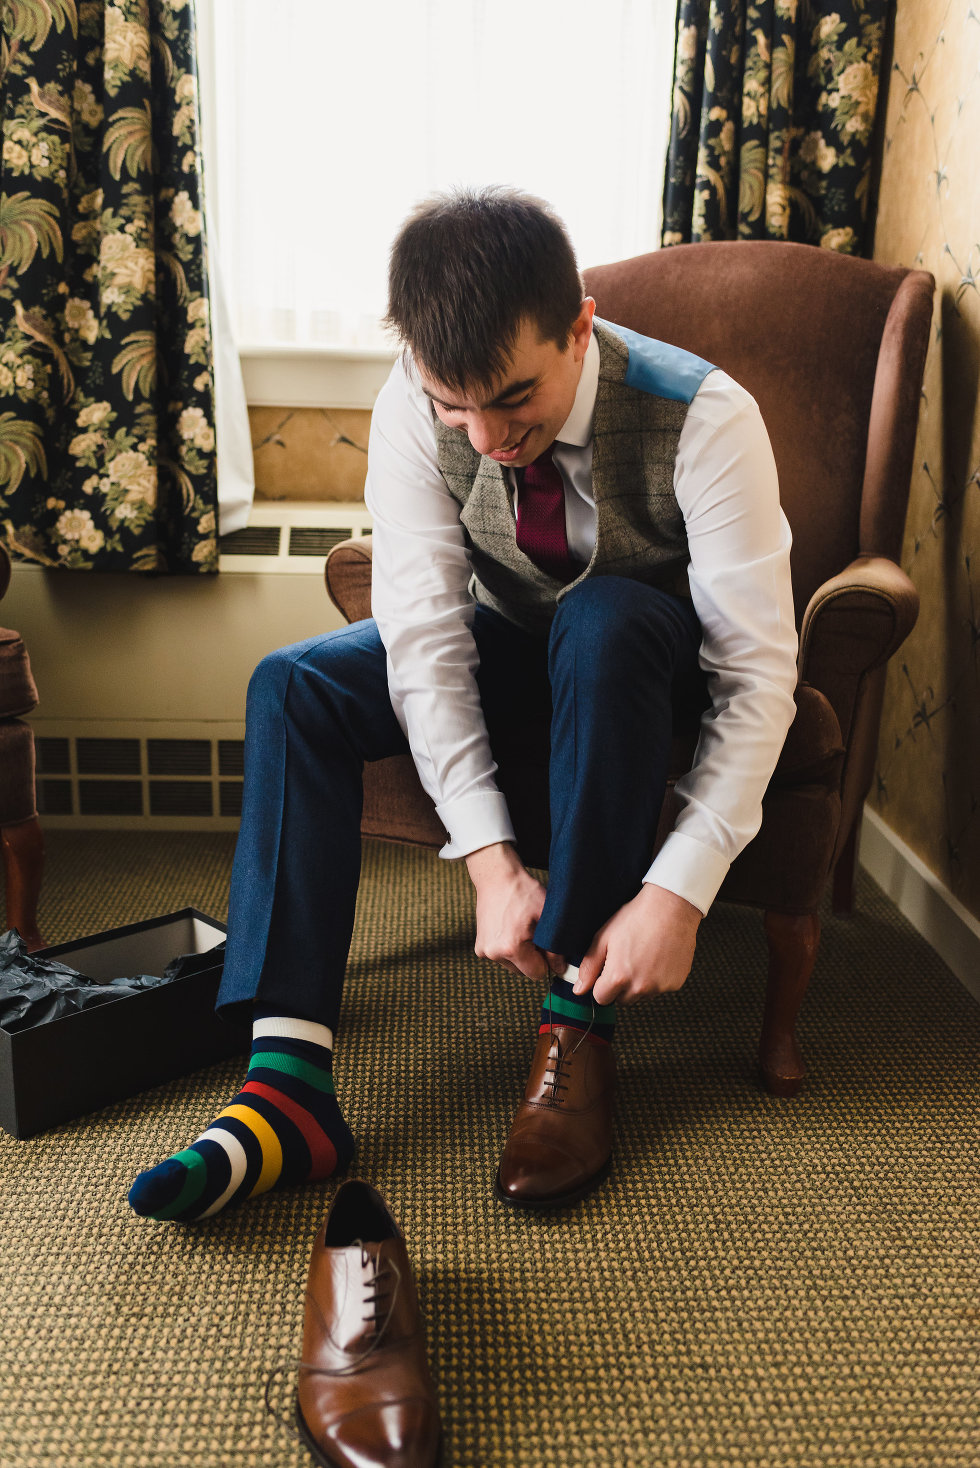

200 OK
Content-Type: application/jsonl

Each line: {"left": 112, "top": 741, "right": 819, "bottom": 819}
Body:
{"left": 832, "top": 823, "right": 858, "bottom": 916}
{"left": 760, "top": 910, "right": 820, "bottom": 1098}
{"left": 2, "top": 816, "right": 45, "bottom": 952}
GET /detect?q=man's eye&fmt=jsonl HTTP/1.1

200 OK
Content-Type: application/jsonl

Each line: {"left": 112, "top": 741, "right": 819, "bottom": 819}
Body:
{"left": 504, "top": 394, "right": 532, "bottom": 408}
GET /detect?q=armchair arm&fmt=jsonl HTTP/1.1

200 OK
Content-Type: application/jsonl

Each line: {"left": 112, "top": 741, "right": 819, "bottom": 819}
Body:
{"left": 798, "top": 553, "right": 919, "bottom": 745}
{"left": 324, "top": 535, "right": 374, "bottom": 625}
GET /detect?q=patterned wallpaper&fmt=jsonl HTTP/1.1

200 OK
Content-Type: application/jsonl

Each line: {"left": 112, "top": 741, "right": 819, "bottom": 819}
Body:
{"left": 869, "top": 0, "right": 980, "bottom": 918}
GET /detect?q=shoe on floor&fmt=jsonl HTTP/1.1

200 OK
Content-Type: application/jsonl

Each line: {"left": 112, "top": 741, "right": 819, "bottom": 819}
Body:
{"left": 296, "top": 1179, "right": 441, "bottom": 1468}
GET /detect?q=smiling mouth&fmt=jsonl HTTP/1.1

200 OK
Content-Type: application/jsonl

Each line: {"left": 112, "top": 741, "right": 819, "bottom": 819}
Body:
{"left": 489, "top": 428, "right": 533, "bottom": 463}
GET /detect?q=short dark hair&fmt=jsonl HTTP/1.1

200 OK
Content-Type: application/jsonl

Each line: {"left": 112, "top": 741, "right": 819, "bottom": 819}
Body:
{"left": 384, "top": 186, "right": 583, "bottom": 394}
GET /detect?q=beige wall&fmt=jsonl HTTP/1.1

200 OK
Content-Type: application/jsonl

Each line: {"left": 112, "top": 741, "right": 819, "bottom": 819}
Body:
{"left": 247, "top": 406, "right": 370, "bottom": 501}
{"left": 870, "top": 1, "right": 980, "bottom": 917}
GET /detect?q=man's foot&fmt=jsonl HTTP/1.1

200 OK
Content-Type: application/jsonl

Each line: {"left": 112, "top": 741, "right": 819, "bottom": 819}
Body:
{"left": 128, "top": 1014, "right": 355, "bottom": 1221}
{"left": 495, "top": 974, "right": 616, "bottom": 1208}
{"left": 539, "top": 969, "right": 617, "bottom": 1044}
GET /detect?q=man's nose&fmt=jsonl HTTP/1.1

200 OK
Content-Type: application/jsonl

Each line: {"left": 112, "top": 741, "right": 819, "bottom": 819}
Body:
{"left": 466, "top": 411, "right": 508, "bottom": 456}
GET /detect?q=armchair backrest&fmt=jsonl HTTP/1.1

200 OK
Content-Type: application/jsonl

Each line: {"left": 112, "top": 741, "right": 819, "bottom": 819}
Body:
{"left": 583, "top": 241, "right": 934, "bottom": 626}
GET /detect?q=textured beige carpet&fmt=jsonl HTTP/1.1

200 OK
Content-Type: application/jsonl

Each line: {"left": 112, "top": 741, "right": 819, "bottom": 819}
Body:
{"left": 0, "top": 831, "right": 977, "bottom": 1468}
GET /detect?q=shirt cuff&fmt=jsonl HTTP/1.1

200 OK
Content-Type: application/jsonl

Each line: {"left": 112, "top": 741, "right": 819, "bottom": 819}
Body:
{"left": 642, "top": 831, "right": 731, "bottom": 917}
{"left": 436, "top": 791, "right": 517, "bottom": 860}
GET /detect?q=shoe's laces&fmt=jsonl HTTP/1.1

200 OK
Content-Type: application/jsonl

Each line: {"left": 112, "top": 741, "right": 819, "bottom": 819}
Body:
{"left": 312, "top": 1241, "right": 402, "bottom": 1374}
{"left": 543, "top": 968, "right": 597, "bottom": 1104}
{"left": 358, "top": 1240, "right": 399, "bottom": 1344}
{"left": 264, "top": 1240, "right": 404, "bottom": 1428}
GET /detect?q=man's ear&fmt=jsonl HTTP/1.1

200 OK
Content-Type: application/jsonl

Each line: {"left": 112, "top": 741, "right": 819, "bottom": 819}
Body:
{"left": 569, "top": 297, "right": 596, "bottom": 362}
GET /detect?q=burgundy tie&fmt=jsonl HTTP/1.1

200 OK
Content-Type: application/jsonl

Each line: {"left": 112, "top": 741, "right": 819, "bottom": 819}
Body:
{"left": 516, "top": 448, "right": 578, "bottom": 582}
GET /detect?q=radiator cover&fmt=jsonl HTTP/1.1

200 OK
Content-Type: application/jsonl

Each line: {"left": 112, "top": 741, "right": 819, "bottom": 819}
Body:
{"left": 34, "top": 725, "right": 246, "bottom": 829}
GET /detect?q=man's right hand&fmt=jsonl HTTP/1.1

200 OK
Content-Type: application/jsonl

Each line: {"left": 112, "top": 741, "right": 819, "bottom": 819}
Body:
{"left": 464, "top": 841, "right": 566, "bottom": 981}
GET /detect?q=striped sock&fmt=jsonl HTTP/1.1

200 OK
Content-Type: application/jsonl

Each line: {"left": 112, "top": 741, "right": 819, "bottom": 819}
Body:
{"left": 127, "top": 1013, "right": 354, "bottom": 1222}
{"left": 540, "top": 968, "right": 617, "bottom": 1045}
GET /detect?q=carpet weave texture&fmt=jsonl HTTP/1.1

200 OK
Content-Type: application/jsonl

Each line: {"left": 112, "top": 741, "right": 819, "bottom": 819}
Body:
{"left": 0, "top": 831, "right": 977, "bottom": 1468}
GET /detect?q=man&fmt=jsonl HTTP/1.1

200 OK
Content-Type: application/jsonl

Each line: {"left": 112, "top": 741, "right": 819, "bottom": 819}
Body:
{"left": 129, "top": 187, "right": 798, "bottom": 1222}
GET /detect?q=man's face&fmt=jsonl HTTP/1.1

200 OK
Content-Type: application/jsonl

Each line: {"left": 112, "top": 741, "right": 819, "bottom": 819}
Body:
{"left": 417, "top": 300, "right": 595, "bottom": 468}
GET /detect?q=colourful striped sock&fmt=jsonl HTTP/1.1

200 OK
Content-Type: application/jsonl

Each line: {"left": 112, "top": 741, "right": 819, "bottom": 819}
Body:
{"left": 540, "top": 969, "right": 617, "bottom": 1045}
{"left": 128, "top": 1013, "right": 354, "bottom": 1222}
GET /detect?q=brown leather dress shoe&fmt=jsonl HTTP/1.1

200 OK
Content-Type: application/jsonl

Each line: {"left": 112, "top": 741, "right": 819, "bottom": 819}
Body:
{"left": 495, "top": 1023, "right": 616, "bottom": 1208}
{"left": 296, "top": 1179, "right": 441, "bottom": 1468}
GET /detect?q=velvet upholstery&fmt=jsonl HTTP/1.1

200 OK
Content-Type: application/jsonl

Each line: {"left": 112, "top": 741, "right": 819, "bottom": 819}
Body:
{"left": 0, "top": 721, "right": 38, "bottom": 828}
{"left": 323, "top": 240, "right": 933, "bottom": 1092}
{"left": 0, "top": 551, "right": 39, "bottom": 818}
{"left": 0, "top": 543, "right": 44, "bottom": 949}
{"left": 0, "top": 629, "right": 40, "bottom": 723}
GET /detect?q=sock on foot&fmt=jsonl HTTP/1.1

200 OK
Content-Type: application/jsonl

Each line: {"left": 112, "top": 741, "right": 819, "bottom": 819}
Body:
{"left": 540, "top": 969, "right": 616, "bottom": 1044}
{"left": 128, "top": 1012, "right": 354, "bottom": 1222}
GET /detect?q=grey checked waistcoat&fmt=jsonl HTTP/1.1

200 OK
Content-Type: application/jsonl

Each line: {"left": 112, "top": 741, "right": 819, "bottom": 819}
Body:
{"left": 433, "top": 318, "right": 716, "bottom": 635}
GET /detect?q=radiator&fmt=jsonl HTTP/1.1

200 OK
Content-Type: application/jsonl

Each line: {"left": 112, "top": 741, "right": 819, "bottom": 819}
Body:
{"left": 34, "top": 723, "right": 247, "bottom": 829}
{"left": 217, "top": 498, "right": 372, "bottom": 572}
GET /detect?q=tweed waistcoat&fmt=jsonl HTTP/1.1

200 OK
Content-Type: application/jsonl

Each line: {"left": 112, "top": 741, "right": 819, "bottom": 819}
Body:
{"left": 433, "top": 318, "right": 716, "bottom": 634}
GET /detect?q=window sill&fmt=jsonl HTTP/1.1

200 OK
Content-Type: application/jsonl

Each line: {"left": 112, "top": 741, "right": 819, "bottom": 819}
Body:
{"left": 239, "top": 344, "right": 398, "bottom": 411}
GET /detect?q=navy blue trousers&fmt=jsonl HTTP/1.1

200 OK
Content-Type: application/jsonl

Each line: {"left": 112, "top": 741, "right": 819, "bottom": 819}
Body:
{"left": 215, "top": 576, "right": 706, "bottom": 1029}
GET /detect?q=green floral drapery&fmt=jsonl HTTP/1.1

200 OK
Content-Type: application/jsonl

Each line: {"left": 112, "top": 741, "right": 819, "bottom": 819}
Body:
{"left": 662, "top": 0, "right": 888, "bottom": 254}
{"left": 0, "top": 0, "right": 218, "bottom": 572}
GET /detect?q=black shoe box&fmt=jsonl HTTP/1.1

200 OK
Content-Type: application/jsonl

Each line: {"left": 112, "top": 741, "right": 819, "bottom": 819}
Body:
{"left": 0, "top": 909, "right": 250, "bottom": 1140}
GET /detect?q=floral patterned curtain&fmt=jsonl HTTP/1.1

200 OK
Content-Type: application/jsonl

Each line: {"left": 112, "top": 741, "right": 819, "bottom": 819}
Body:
{"left": 0, "top": 0, "right": 218, "bottom": 572}
{"left": 662, "top": 0, "right": 888, "bottom": 255}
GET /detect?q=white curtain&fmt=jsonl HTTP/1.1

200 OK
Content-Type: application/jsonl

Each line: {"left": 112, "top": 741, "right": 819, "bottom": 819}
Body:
{"left": 198, "top": 0, "right": 677, "bottom": 350}
{"left": 195, "top": 3, "right": 254, "bottom": 534}
{"left": 208, "top": 237, "right": 255, "bottom": 535}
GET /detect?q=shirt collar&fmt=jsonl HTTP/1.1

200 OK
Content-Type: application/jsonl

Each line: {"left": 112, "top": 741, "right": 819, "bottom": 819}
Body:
{"left": 554, "top": 329, "right": 600, "bottom": 448}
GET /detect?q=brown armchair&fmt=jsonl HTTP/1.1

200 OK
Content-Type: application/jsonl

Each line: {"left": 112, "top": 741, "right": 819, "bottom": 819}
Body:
{"left": 0, "top": 542, "right": 44, "bottom": 951}
{"left": 324, "top": 241, "right": 933, "bottom": 1098}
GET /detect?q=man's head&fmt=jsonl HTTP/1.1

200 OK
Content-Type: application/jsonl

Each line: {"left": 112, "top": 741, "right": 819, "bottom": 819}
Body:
{"left": 385, "top": 187, "right": 594, "bottom": 467}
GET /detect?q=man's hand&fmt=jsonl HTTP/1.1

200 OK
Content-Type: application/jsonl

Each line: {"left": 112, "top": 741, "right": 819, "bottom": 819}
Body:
{"left": 465, "top": 842, "right": 566, "bottom": 981}
{"left": 574, "top": 883, "right": 702, "bottom": 1006}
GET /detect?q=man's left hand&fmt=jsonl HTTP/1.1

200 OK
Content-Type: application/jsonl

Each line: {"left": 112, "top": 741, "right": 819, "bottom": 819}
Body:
{"left": 574, "top": 884, "right": 702, "bottom": 1006}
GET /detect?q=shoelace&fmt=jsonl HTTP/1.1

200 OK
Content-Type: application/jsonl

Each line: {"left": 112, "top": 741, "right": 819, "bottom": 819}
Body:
{"left": 543, "top": 969, "right": 597, "bottom": 1105}
{"left": 316, "top": 1240, "right": 402, "bottom": 1375}
{"left": 264, "top": 1243, "right": 404, "bottom": 1429}
{"left": 359, "top": 1240, "right": 398, "bottom": 1343}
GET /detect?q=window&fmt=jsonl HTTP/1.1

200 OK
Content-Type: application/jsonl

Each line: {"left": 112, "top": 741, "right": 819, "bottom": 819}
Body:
{"left": 197, "top": 0, "right": 677, "bottom": 355}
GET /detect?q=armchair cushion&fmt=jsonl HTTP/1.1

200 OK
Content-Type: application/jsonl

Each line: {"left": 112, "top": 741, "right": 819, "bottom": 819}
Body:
{"left": 769, "top": 684, "right": 843, "bottom": 788}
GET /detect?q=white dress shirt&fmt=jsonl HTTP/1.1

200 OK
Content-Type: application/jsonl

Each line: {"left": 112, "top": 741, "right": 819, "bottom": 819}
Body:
{"left": 364, "top": 331, "right": 799, "bottom": 917}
